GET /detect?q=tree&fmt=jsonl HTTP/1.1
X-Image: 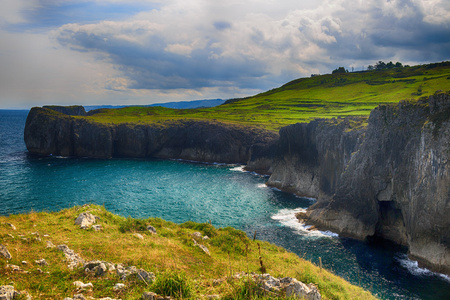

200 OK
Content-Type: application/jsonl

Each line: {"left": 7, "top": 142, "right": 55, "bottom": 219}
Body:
{"left": 375, "top": 61, "right": 386, "bottom": 70}
{"left": 332, "top": 67, "right": 347, "bottom": 74}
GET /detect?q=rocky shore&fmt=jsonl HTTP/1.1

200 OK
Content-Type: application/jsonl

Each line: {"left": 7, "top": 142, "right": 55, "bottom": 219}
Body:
{"left": 24, "top": 91, "right": 450, "bottom": 275}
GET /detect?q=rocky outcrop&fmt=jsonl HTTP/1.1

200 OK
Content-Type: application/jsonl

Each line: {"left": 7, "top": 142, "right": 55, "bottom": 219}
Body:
{"left": 0, "top": 244, "right": 12, "bottom": 259}
{"left": 75, "top": 212, "right": 98, "bottom": 229}
{"left": 270, "top": 92, "right": 449, "bottom": 275}
{"left": 264, "top": 118, "right": 364, "bottom": 198}
{"left": 24, "top": 107, "right": 278, "bottom": 164}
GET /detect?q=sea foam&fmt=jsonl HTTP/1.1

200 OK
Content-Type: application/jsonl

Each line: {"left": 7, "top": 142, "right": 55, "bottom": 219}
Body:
{"left": 395, "top": 253, "right": 450, "bottom": 282}
{"left": 271, "top": 208, "right": 338, "bottom": 238}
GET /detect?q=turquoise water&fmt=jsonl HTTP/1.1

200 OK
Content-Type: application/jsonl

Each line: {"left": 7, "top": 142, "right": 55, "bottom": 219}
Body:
{"left": 1, "top": 110, "right": 449, "bottom": 299}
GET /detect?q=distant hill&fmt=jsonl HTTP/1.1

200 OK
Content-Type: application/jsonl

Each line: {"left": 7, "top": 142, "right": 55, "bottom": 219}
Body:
{"left": 83, "top": 61, "right": 450, "bottom": 130}
{"left": 84, "top": 99, "right": 225, "bottom": 111}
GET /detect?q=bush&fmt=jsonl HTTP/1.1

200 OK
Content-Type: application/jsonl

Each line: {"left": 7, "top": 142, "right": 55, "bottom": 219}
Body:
{"left": 180, "top": 221, "right": 218, "bottom": 238}
{"left": 118, "top": 217, "right": 148, "bottom": 233}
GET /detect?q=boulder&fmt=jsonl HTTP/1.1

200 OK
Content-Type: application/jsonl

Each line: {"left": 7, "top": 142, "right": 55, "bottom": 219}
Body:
{"left": 147, "top": 225, "right": 157, "bottom": 235}
{"left": 0, "top": 245, "right": 12, "bottom": 260}
{"left": 116, "top": 264, "right": 155, "bottom": 283}
{"left": 75, "top": 212, "right": 97, "bottom": 229}
{"left": 84, "top": 260, "right": 110, "bottom": 276}
{"left": 285, "top": 279, "right": 321, "bottom": 300}
{"left": 0, "top": 285, "right": 15, "bottom": 300}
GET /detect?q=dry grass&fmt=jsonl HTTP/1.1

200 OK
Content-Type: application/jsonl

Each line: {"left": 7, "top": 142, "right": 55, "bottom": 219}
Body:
{"left": 0, "top": 205, "right": 378, "bottom": 299}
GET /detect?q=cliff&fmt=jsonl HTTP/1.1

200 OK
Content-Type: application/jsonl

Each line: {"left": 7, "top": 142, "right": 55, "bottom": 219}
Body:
{"left": 24, "top": 107, "right": 278, "bottom": 164}
{"left": 260, "top": 92, "right": 449, "bottom": 275}
{"left": 24, "top": 92, "right": 450, "bottom": 275}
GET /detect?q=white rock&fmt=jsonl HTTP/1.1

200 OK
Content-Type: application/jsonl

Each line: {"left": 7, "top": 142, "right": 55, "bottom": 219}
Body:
{"left": 133, "top": 233, "right": 144, "bottom": 240}
{"left": 92, "top": 225, "right": 102, "bottom": 231}
{"left": 0, "top": 285, "right": 15, "bottom": 300}
{"left": 113, "top": 283, "right": 126, "bottom": 290}
{"left": 0, "top": 244, "right": 12, "bottom": 259}
{"left": 285, "top": 279, "right": 321, "bottom": 300}
{"left": 142, "top": 292, "right": 158, "bottom": 300}
{"left": 46, "top": 240, "right": 55, "bottom": 248}
{"left": 75, "top": 212, "right": 97, "bottom": 229}
{"left": 58, "top": 244, "right": 85, "bottom": 270}
{"left": 35, "top": 258, "right": 48, "bottom": 266}
{"left": 73, "top": 281, "right": 94, "bottom": 290}
{"left": 6, "top": 223, "right": 16, "bottom": 230}
{"left": 192, "top": 232, "right": 202, "bottom": 239}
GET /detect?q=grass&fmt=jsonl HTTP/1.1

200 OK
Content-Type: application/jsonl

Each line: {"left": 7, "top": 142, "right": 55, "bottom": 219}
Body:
{"left": 76, "top": 62, "right": 450, "bottom": 131}
{"left": 0, "top": 205, "right": 377, "bottom": 299}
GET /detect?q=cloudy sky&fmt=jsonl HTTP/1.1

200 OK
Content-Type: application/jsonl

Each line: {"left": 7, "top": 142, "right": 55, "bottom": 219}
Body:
{"left": 1, "top": 0, "right": 449, "bottom": 109}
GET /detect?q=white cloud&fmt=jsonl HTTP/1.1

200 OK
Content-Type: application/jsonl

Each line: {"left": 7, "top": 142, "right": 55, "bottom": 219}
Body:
{"left": 0, "top": 0, "right": 449, "bottom": 108}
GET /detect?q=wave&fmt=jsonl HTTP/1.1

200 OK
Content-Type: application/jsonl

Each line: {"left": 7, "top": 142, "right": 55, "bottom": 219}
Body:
{"left": 271, "top": 208, "right": 338, "bottom": 238}
{"left": 395, "top": 253, "right": 450, "bottom": 282}
{"left": 229, "top": 165, "right": 245, "bottom": 172}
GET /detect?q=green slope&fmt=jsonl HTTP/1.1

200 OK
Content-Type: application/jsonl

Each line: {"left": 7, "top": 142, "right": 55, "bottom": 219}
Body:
{"left": 85, "top": 62, "right": 450, "bottom": 131}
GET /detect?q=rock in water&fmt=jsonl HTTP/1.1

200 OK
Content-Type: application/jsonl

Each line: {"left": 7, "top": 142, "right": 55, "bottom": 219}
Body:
{"left": 0, "top": 244, "right": 12, "bottom": 259}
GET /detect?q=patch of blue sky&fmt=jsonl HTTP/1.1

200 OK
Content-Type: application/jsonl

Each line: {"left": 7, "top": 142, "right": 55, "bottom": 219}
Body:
{"left": 8, "top": 1, "right": 159, "bottom": 31}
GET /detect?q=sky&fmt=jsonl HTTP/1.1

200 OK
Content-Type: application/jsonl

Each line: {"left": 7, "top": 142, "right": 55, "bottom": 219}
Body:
{"left": 0, "top": 0, "right": 449, "bottom": 109}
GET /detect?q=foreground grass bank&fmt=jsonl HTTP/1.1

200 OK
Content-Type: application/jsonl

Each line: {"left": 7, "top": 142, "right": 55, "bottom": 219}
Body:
{"left": 0, "top": 205, "right": 376, "bottom": 299}
{"left": 83, "top": 62, "right": 450, "bottom": 130}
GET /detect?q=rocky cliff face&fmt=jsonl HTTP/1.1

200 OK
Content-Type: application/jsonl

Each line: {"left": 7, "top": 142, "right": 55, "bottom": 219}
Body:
{"left": 263, "top": 92, "right": 449, "bottom": 275}
{"left": 24, "top": 107, "right": 278, "bottom": 164}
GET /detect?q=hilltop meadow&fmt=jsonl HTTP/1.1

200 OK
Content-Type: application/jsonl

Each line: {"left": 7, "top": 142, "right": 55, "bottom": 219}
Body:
{"left": 82, "top": 62, "right": 450, "bottom": 131}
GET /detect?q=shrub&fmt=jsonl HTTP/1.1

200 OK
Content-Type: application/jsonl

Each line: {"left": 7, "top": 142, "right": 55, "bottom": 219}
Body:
{"left": 118, "top": 217, "right": 148, "bottom": 233}
{"left": 152, "top": 270, "right": 194, "bottom": 299}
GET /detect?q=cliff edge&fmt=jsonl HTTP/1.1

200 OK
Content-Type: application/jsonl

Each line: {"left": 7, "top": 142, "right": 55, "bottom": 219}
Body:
{"left": 24, "top": 107, "right": 278, "bottom": 164}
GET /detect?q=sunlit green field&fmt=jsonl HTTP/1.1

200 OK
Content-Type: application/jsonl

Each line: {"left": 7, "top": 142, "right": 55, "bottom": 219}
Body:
{"left": 85, "top": 62, "right": 450, "bottom": 131}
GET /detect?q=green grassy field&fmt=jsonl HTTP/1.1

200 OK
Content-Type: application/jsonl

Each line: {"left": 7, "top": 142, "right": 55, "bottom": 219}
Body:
{"left": 0, "top": 205, "right": 377, "bottom": 299}
{"left": 83, "top": 62, "right": 450, "bottom": 131}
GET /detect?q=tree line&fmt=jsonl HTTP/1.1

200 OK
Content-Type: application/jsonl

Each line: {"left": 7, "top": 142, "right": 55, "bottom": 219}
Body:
{"left": 332, "top": 61, "right": 409, "bottom": 74}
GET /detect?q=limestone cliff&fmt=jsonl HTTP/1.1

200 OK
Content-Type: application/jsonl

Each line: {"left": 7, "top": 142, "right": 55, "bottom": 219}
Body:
{"left": 308, "top": 92, "right": 450, "bottom": 275}
{"left": 24, "top": 107, "right": 278, "bottom": 164}
{"left": 260, "top": 92, "right": 449, "bottom": 275}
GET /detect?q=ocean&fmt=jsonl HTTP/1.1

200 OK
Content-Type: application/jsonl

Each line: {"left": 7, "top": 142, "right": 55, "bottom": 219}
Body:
{"left": 0, "top": 109, "right": 449, "bottom": 299}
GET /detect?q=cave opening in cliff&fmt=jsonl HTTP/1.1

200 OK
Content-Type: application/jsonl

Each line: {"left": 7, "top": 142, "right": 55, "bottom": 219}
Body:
{"left": 373, "top": 200, "right": 408, "bottom": 246}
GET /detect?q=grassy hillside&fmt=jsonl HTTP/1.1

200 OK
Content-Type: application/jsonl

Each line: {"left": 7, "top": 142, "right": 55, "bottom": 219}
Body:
{"left": 83, "top": 62, "right": 450, "bottom": 131}
{"left": 0, "top": 205, "right": 376, "bottom": 299}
